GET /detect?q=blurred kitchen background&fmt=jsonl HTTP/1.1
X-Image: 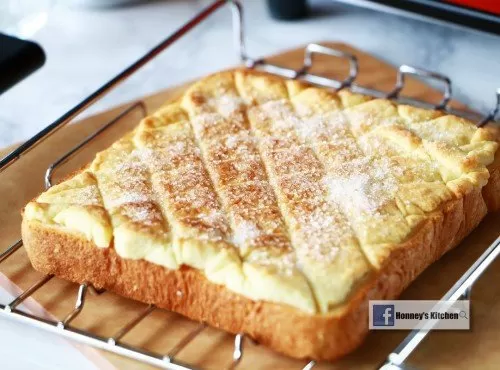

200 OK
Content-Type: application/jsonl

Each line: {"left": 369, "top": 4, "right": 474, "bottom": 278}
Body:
{"left": 0, "top": 0, "right": 499, "bottom": 148}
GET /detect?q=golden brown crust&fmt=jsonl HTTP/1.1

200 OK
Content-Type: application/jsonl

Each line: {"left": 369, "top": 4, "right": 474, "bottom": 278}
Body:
{"left": 21, "top": 69, "right": 500, "bottom": 361}
{"left": 22, "top": 186, "right": 486, "bottom": 361}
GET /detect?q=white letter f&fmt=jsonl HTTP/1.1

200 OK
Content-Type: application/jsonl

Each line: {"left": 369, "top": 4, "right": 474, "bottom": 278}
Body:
{"left": 383, "top": 307, "right": 392, "bottom": 325}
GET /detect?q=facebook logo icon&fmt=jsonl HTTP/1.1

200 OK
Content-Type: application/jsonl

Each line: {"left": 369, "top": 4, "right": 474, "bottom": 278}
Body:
{"left": 372, "top": 304, "right": 395, "bottom": 327}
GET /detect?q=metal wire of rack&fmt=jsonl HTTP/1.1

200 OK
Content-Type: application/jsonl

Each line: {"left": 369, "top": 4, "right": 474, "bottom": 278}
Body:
{"left": 1, "top": 1, "right": 499, "bottom": 369}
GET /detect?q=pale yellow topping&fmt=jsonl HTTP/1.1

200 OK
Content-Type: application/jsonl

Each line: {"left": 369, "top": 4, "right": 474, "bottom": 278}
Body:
{"left": 24, "top": 70, "right": 498, "bottom": 314}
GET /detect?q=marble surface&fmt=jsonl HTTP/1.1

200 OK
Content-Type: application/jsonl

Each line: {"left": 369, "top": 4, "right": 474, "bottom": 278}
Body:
{"left": 0, "top": 0, "right": 499, "bottom": 148}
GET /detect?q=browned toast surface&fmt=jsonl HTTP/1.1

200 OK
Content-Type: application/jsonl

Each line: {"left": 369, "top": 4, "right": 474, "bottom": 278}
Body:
{"left": 22, "top": 69, "right": 500, "bottom": 361}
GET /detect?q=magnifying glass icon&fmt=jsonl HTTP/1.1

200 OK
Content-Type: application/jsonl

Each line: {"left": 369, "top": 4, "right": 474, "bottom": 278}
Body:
{"left": 459, "top": 310, "right": 468, "bottom": 319}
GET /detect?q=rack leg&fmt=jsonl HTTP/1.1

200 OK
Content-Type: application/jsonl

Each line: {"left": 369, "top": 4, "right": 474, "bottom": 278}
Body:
{"left": 57, "top": 284, "right": 88, "bottom": 329}
{"left": 227, "top": 333, "right": 245, "bottom": 370}
{"left": 302, "top": 360, "right": 316, "bottom": 370}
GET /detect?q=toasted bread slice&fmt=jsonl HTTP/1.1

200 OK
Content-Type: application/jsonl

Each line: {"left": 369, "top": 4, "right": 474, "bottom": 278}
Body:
{"left": 22, "top": 69, "right": 499, "bottom": 361}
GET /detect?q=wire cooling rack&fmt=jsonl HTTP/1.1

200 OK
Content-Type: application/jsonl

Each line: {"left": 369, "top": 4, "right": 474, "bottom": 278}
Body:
{"left": 1, "top": 1, "right": 499, "bottom": 369}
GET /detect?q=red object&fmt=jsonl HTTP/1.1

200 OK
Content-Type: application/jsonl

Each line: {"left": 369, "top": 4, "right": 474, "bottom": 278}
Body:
{"left": 446, "top": 0, "right": 500, "bottom": 15}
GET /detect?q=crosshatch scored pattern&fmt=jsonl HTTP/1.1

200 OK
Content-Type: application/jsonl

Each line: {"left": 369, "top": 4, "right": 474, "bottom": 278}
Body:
{"left": 22, "top": 69, "right": 499, "bottom": 362}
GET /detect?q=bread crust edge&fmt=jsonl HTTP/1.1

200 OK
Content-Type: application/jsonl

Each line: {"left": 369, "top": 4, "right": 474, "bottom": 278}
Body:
{"left": 21, "top": 185, "right": 487, "bottom": 361}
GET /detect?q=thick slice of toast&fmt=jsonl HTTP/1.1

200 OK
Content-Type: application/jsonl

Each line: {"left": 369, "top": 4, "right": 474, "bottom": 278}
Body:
{"left": 22, "top": 69, "right": 499, "bottom": 361}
